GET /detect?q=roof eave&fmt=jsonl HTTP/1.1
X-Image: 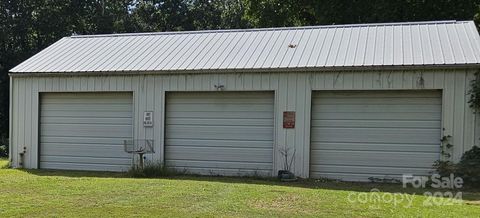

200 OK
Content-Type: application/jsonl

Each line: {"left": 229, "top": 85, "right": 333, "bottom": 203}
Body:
{"left": 9, "top": 64, "right": 480, "bottom": 77}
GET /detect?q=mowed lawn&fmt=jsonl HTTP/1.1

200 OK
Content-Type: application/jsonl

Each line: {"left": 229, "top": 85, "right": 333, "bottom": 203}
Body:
{"left": 0, "top": 159, "right": 479, "bottom": 217}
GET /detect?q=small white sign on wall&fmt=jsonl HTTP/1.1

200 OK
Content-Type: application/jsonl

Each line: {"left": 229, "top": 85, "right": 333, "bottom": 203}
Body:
{"left": 143, "top": 111, "right": 153, "bottom": 127}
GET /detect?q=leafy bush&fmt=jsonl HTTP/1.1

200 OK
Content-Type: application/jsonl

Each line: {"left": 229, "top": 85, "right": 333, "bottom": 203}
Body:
{"left": 434, "top": 146, "right": 480, "bottom": 188}
{"left": 126, "top": 161, "right": 180, "bottom": 178}
{"left": 0, "top": 137, "right": 8, "bottom": 158}
{"left": 0, "top": 145, "right": 6, "bottom": 158}
{"left": 432, "top": 160, "right": 456, "bottom": 177}
{"left": 456, "top": 146, "right": 480, "bottom": 187}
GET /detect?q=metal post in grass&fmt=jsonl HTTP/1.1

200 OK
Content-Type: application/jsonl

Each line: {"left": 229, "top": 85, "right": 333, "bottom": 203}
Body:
{"left": 124, "top": 139, "right": 154, "bottom": 169}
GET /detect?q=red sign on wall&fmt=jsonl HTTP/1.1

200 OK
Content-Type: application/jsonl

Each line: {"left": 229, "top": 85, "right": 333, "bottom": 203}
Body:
{"left": 283, "top": 111, "right": 296, "bottom": 128}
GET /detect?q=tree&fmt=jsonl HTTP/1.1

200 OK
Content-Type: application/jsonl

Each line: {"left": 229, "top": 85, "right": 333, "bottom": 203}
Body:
{"left": 244, "top": 0, "right": 480, "bottom": 27}
{"left": 1, "top": 0, "right": 480, "bottom": 150}
{"left": 127, "top": 0, "right": 248, "bottom": 32}
{"left": 0, "top": 0, "right": 134, "bottom": 142}
{"left": 129, "top": 0, "right": 193, "bottom": 32}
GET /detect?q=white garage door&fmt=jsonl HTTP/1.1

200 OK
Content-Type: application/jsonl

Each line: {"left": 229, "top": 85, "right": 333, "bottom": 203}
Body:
{"left": 311, "top": 91, "right": 442, "bottom": 181}
{"left": 165, "top": 92, "right": 274, "bottom": 176}
{"left": 40, "top": 92, "right": 133, "bottom": 171}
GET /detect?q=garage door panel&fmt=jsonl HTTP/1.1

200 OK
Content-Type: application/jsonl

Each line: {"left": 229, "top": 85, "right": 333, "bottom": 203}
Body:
{"left": 310, "top": 172, "right": 403, "bottom": 182}
{"left": 41, "top": 144, "right": 129, "bottom": 158}
{"left": 167, "top": 126, "right": 273, "bottom": 141}
{"left": 40, "top": 92, "right": 133, "bottom": 172}
{"left": 168, "top": 93, "right": 275, "bottom": 99}
{"left": 314, "top": 90, "right": 441, "bottom": 98}
{"left": 166, "top": 147, "right": 272, "bottom": 163}
{"left": 312, "top": 165, "right": 429, "bottom": 181}
{"left": 311, "top": 165, "right": 432, "bottom": 176}
{"left": 167, "top": 167, "right": 272, "bottom": 177}
{"left": 166, "top": 139, "right": 272, "bottom": 148}
{"left": 168, "top": 93, "right": 274, "bottom": 102}
{"left": 311, "top": 128, "right": 440, "bottom": 144}
{"left": 311, "top": 142, "right": 440, "bottom": 153}
{"left": 312, "top": 98, "right": 441, "bottom": 105}
{"left": 41, "top": 125, "right": 133, "bottom": 137}
{"left": 41, "top": 110, "right": 133, "bottom": 118}
{"left": 41, "top": 117, "right": 132, "bottom": 125}
{"left": 312, "top": 112, "right": 440, "bottom": 120}
{"left": 312, "top": 120, "right": 441, "bottom": 129}
{"left": 167, "top": 104, "right": 273, "bottom": 112}
{"left": 165, "top": 92, "right": 274, "bottom": 176}
{"left": 166, "top": 160, "right": 272, "bottom": 171}
{"left": 42, "top": 94, "right": 132, "bottom": 103}
{"left": 311, "top": 150, "right": 438, "bottom": 168}
{"left": 41, "top": 123, "right": 132, "bottom": 129}
{"left": 312, "top": 120, "right": 441, "bottom": 128}
{"left": 311, "top": 91, "right": 441, "bottom": 181}
{"left": 167, "top": 111, "right": 274, "bottom": 119}
{"left": 42, "top": 136, "right": 132, "bottom": 145}
{"left": 41, "top": 104, "right": 132, "bottom": 112}
{"left": 168, "top": 98, "right": 275, "bottom": 103}
{"left": 167, "top": 118, "right": 272, "bottom": 126}
{"left": 42, "top": 99, "right": 132, "bottom": 104}
{"left": 315, "top": 90, "right": 441, "bottom": 97}
{"left": 41, "top": 156, "right": 131, "bottom": 165}
{"left": 40, "top": 162, "right": 130, "bottom": 172}
{"left": 313, "top": 104, "right": 441, "bottom": 113}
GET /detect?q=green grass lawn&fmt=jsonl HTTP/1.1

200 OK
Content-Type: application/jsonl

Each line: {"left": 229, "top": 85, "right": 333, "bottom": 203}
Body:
{"left": 0, "top": 159, "right": 479, "bottom": 217}
{"left": 0, "top": 158, "right": 8, "bottom": 169}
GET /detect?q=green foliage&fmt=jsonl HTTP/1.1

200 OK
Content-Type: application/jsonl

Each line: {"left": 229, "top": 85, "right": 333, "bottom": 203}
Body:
{"left": 244, "top": 0, "right": 480, "bottom": 27}
{"left": 1, "top": 0, "right": 480, "bottom": 139}
{"left": 434, "top": 146, "right": 480, "bottom": 187}
{"left": 189, "top": 0, "right": 249, "bottom": 30}
{"left": 129, "top": 0, "right": 248, "bottom": 32}
{"left": 469, "top": 71, "right": 480, "bottom": 111}
{"left": 126, "top": 161, "right": 180, "bottom": 178}
{"left": 457, "top": 146, "right": 480, "bottom": 187}
{"left": 0, "top": 145, "right": 7, "bottom": 158}
{"left": 0, "top": 137, "right": 7, "bottom": 158}
{"left": 433, "top": 160, "right": 457, "bottom": 177}
{"left": 129, "top": 0, "right": 193, "bottom": 32}
{"left": 0, "top": 0, "right": 135, "bottom": 139}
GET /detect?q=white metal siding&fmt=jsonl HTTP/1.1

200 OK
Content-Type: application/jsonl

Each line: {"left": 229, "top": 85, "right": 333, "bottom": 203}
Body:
{"left": 39, "top": 92, "right": 133, "bottom": 171}
{"left": 9, "top": 70, "right": 479, "bottom": 179}
{"left": 165, "top": 92, "right": 274, "bottom": 176}
{"left": 310, "top": 91, "right": 442, "bottom": 181}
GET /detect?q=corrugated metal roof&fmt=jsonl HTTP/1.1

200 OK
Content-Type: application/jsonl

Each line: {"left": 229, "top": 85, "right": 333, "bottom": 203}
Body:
{"left": 10, "top": 20, "right": 480, "bottom": 74}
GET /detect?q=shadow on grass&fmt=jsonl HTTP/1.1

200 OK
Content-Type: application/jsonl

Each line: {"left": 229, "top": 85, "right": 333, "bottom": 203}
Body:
{"left": 21, "top": 168, "right": 480, "bottom": 201}
{"left": 21, "top": 168, "right": 127, "bottom": 178}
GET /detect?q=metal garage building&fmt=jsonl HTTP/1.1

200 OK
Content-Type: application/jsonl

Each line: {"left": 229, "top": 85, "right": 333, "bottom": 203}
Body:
{"left": 9, "top": 20, "right": 480, "bottom": 181}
